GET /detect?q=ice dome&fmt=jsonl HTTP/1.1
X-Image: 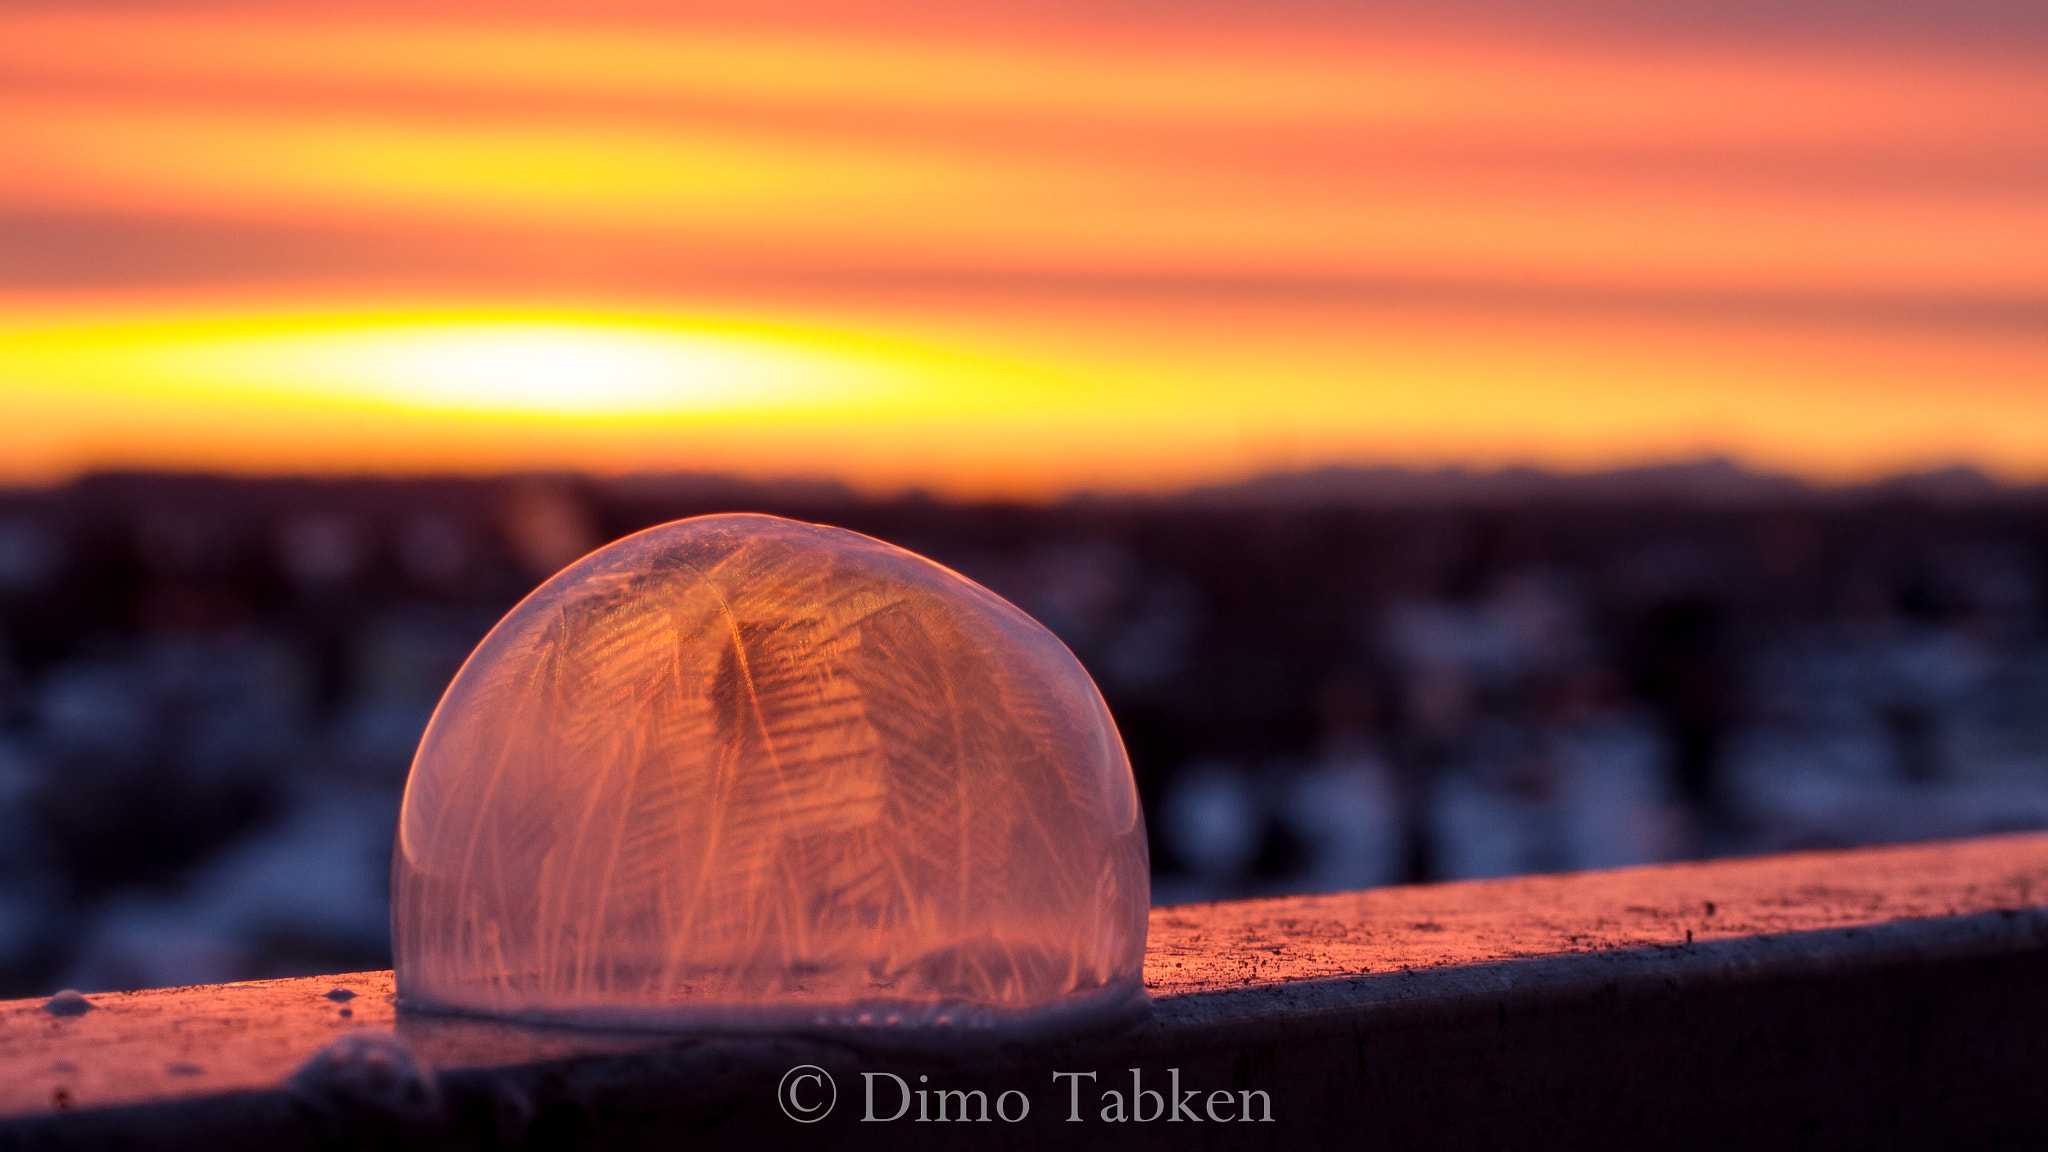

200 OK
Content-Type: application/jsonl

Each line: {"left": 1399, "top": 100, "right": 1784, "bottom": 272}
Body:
{"left": 393, "top": 513, "right": 1148, "bottom": 1035}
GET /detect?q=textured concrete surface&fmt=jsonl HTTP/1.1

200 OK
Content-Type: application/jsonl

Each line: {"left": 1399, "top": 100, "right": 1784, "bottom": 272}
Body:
{"left": 1144, "top": 828, "right": 2048, "bottom": 994}
{"left": 6, "top": 833, "right": 2048, "bottom": 1149}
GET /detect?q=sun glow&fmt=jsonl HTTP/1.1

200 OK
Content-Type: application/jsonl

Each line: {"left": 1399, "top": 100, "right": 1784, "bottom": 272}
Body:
{"left": 0, "top": 312, "right": 945, "bottom": 418}
{"left": 150, "top": 320, "right": 891, "bottom": 416}
{"left": 3, "top": 292, "right": 2044, "bottom": 499}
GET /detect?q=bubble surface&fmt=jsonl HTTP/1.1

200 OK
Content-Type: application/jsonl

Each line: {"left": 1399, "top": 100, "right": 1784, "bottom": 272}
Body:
{"left": 393, "top": 514, "right": 1148, "bottom": 1034}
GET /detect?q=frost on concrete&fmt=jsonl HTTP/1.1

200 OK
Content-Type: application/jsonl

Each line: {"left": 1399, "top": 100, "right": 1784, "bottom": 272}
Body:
{"left": 41, "top": 989, "right": 93, "bottom": 1017}
{"left": 291, "top": 1029, "right": 441, "bottom": 1126}
{"left": 392, "top": 514, "right": 1149, "bottom": 1037}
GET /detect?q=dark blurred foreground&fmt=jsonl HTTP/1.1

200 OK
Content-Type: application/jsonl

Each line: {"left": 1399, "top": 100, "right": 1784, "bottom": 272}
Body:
{"left": 0, "top": 462, "right": 2044, "bottom": 997}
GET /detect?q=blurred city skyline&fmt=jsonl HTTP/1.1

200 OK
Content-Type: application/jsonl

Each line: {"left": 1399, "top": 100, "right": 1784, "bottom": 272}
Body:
{"left": 3, "top": 465, "right": 2047, "bottom": 996}
{"left": 3, "top": 0, "right": 2044, "bottom": 497}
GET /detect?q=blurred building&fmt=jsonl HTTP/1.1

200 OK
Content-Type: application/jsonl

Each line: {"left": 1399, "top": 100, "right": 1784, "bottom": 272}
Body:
{"left": 0, "top": 465, "right": 2045, "bottom": 996}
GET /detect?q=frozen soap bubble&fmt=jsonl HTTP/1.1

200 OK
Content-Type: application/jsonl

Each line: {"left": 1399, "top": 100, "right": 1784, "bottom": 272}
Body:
{"left": 393, "top": 513, "right": 1148, "bottom": 1037}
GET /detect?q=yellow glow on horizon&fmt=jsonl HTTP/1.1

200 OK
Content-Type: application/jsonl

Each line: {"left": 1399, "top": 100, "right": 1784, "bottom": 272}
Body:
{"left": 106, "top": 320, "right": 889, "bottom": 417}
{"left": 2, "top": 295, "right": 2045, "bottom": 500}
{"left": 306, "top": 324, "right": 792, "bottom": 415}
{"left": 0, "top": 309, "right": 1063, "bottom": 420}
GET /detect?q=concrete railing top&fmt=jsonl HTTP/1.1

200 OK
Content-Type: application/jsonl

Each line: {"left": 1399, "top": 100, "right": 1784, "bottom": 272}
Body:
{"left": 6, "top": 833, "right": 2048, "bottom": 1149}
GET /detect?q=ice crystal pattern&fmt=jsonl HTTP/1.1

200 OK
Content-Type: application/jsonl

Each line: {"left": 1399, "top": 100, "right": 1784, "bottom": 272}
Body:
{"left": 394, "top": 514, "right": 1148, "bottom": 1033}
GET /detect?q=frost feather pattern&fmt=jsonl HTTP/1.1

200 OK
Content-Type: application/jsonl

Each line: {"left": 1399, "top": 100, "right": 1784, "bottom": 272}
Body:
{"left": 393, "top": 514, "right": 1149, "bottom": 1034}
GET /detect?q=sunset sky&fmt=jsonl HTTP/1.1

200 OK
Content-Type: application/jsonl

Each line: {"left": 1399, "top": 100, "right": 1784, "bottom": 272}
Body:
{"left": 2, "top": 0, "right": 2043, "bottom": 497}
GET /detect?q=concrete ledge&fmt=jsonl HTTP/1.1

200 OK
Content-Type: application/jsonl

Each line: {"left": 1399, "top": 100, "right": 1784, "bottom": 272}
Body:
{"left": 6, "top": 833, "right": 2048, "bottom": 1149}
